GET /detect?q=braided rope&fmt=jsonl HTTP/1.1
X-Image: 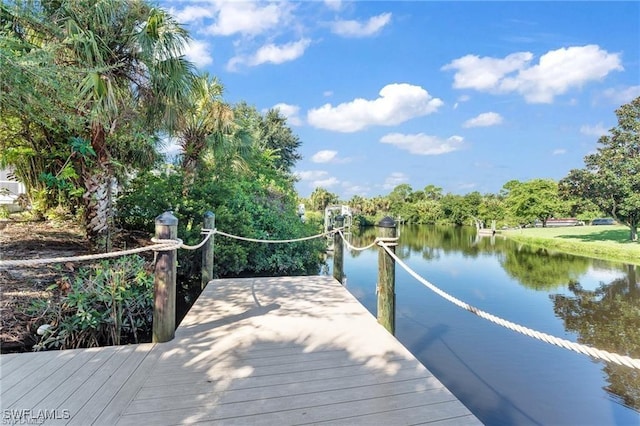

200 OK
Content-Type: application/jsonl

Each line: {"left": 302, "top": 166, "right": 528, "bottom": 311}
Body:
{"left": 152, "top": 229, "right": 214, "bottom": 251}
{"left": 0, "top": 227, "right": 330, "bottom": 268}
{"left": 337, "top": 230, "right": 398, "bottom": 251}
{"left": 377, "top": 241, "right": 640, "bottom": 369}
{"left": 215, "top": 228, "right": 333, "bottom": 244}
{"left": 0, "top": 241, "right": 181, "bottom": 268}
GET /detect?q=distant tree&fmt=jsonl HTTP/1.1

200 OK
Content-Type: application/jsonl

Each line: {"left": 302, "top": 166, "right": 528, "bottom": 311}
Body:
{"left": 440, "top": 193, "right": 468, "bottom": 226}
{"left": 560, "top": 97, "right": 640, "bottom": 241}
{"left": 348, "top": 194, "right": 366, "bottom": 215}
{"left": 387, "top": 184, "right": 413, "bottom": 215}
{"left": 478, "top": 193, "right": 507, "bottom": 227}
{"left": 423, "top": 184, "right": 443, "bottom": 201}
{"left": 463, "top": 191, "right": 482, "bottom": 222}
{"left": 503, "top": 179, "right": 562, "bottom": 226}
{"left": 310, "top": 187, "right": 338, "bottom": 211}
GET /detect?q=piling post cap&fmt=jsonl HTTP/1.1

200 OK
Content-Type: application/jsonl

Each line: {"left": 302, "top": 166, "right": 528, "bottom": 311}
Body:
{"left": 377, "top": 216, "right": 396, "bottom": 228}
{"left": 155, "top": 211, "right": 178, "bottom": 225}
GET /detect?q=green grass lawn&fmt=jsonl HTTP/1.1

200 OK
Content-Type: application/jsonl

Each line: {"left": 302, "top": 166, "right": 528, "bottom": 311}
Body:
{"left": 503, "top": 225, "right": 640, "bottom": 265}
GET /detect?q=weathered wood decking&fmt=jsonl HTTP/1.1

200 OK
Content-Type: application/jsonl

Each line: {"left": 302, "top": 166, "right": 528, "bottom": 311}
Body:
{"left": 1, "top": 276, "right": 482, "bottom": 425}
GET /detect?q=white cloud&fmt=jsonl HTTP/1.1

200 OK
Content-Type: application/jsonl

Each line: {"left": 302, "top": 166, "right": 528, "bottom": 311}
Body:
{"left": 315, "top": 177, "right": 339, "bottom": 188}
{"left": 383, "top": 172, "right": 409, "bottom": 190}
{"left": 443, "top": 45, "right": 623, "bottom": 103}
{"left": 380, "top": 133, "right": 464, "bottom": 155}
{"left": 296, "top": 170, "right": 339, "bottom": 188}
{"left": 453, "top": 95, "right": 471, "bottom": 109}
{"left": 297, "top": 170, "right": 327, "bottom": 181}
{"left": 342, "top": 182, "right": 370, "bottom": 197}
{"left": 170, "top": 5, "right": 214, "bottom": 24}
{"left": 552, "top": 149, "right": 567, "bottom": 155}
{"left": 324, "top": 0, "right": 343, "bottom": 11}
{"left": 228, "top": 39, "right": 311, "bottom": 70}
{"left": 203, "top": 1, "right": 291, "bottom": 37}
{"left": 601, "top": 86, "right": 640, "bottom": 105}
{"left": 580, "top": 123, "right": 608, "bottom": 137}
{"left": 307, "top": 83, "right": 443, "bottom": 132}
{"left": 271, "top": 103, "right": 302, "bottom": 126}
{"left": 312, "top": 150, "right": 338, "bottom": 163}
{"left": 331, "top": 12, "right": 392, "bottom": 38}
{"left": 463, "top": 112, "right": 503, "bottom": 128}
{"left": 443, "top": 52, "right": 533, "bottom": 91}
{"left": 323, "top": 90, "right": 334, "bottom": 97}
{"left": 183, "top": 39, "right": 213, "bottom": 68}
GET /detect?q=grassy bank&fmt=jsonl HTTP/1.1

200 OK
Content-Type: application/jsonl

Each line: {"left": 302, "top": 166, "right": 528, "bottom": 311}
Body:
{"left": 502, "top": 225, "right": 640, "bottom": 265}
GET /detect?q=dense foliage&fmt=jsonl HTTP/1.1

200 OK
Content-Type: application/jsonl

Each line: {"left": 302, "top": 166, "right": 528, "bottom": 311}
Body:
{"left": 33, "top": 256, "right": 153, "bottom": 350}
{"left": 2, "top": 0, "right": 194, "bottom": 248}
{"left": 116, "top": 169, "right": 325, "bottom": 279}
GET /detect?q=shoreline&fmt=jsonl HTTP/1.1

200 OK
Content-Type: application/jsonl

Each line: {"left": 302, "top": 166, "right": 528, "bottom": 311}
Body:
{"left": 502, "top": 225, "right": 640, "bottom": 266}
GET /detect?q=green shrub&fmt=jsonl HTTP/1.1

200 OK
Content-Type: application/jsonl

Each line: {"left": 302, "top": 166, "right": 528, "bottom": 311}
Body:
{"left": 0, "top": 206, "right": 10, "bottom": 219}
{"left": 115, "top": 170, "right": 325, "bottom": 279}
{"left": 34, "top": 255, "right": 153, "bottom": 350}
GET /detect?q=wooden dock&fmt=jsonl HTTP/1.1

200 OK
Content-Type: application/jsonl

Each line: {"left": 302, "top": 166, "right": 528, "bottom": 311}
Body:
{"left": 1, "top": 275, "right": 481, "bottom": 425}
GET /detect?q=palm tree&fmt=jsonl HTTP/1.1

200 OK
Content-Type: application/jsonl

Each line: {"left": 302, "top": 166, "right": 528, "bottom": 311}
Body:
{"left": 49, "top": 1, "right": 194, "bottom": 246}
{"left": 175, "top": 73, "right": 234, "bottom": 194}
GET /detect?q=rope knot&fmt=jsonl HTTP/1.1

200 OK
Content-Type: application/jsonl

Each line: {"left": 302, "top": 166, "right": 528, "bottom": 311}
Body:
{"left": 150, "top": 238, "right": 183, "bottom": 251}
{"left": 376, "top": 236, "right": 399, "bottom": 247}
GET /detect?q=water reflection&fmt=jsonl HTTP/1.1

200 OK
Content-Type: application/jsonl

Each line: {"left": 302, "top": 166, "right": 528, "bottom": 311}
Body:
{"left": 500, "top": 243, "right": 590, "bottom": 290}
{"left": 340, "top": 224, "right": 640, "bottom": 423}
{"left": 551, "top": 264, "right": 640, "bottom": 410}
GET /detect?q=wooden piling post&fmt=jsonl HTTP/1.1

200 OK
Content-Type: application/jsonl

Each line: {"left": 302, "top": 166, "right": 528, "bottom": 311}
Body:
{"left": 201, "top": 211, "right": 215, "bottom": 290}
{"left": 333, "top": 215, "right": 344, "bottom": 284}
{"left": 377, "top": 216, "right": 396, "bottom": 334}
{"left": 153, "top": 211, "right": 178, "bottom": 343}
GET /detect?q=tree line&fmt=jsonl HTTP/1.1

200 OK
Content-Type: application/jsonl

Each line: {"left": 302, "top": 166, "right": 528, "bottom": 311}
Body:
{"left": 305, "top": 97, "right": 640, "bottom": 241}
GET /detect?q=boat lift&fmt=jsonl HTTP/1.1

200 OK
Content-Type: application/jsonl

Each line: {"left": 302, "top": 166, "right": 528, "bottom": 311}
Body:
{"left": 324, "top": 205, "right": 352, "bottom": 250}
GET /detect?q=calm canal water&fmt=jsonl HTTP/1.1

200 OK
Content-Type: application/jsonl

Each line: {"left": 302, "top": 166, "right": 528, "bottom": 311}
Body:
{"left": 328, "top": 225, "right": 640, "bottom": 426}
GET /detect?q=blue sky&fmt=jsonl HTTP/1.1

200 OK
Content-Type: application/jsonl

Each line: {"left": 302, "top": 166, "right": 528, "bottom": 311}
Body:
{"left": 161, "top": 1, "right": 640, "bottom": 200}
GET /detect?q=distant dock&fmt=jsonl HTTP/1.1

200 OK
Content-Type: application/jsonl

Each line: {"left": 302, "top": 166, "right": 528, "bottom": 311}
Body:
{"left": 1, "top": 276, "right": 481, "bottom": 425}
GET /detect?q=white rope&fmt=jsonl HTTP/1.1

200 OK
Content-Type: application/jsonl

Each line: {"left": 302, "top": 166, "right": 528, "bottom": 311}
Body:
{"left": 337, "top": 230, "right": 398, "bottom": 251}
{"left": 214, "top": 228, "right": 333, "bottom": 244}
{"left": 0, "top": 241, "right": 181, "bottom": 268}
{"left": 377, "top": 241, "right": 640, "bottom": 370}
{"left": 152, "top": 229, "right": 215, "bottom": 251}
{"left": 0, "top": 227, "right": 329, "bottom": 268}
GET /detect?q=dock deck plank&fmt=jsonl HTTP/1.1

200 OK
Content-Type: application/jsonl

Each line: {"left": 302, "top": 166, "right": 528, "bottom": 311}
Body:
{"left": 1, "top": 275, "right": 481, "bottom": 425}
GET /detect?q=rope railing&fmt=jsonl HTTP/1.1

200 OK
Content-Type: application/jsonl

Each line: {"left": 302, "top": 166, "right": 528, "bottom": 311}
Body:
{"left": 337, "top": 229, "right": 398, "bottom": 252}
{"left": 215, "top": 228, "right": 336, "bottom": 244}
{"left": 0, "top": 240, "right": 182, "bottom": 267}
{"left": 5, "top": 216, "right": 636, "bottom": 370}
{"left": 372, "top": 238, "right": 640, "bottom": 370}
{"left": 0, "top": 227, "right": 334, "bottom": 268}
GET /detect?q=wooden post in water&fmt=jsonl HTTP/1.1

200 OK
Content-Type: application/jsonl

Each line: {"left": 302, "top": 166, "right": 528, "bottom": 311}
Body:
{"left": 377, "top": 216, "right": 396, "bottom": 334}
{"left": 201, "top": 211, "right": 215, "bottom": 290}
{"left": 333, "top": 215, "right": 344, "bottom": 284}
{"left": 153, "top": 211, "right": 177, "bottom": 343}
